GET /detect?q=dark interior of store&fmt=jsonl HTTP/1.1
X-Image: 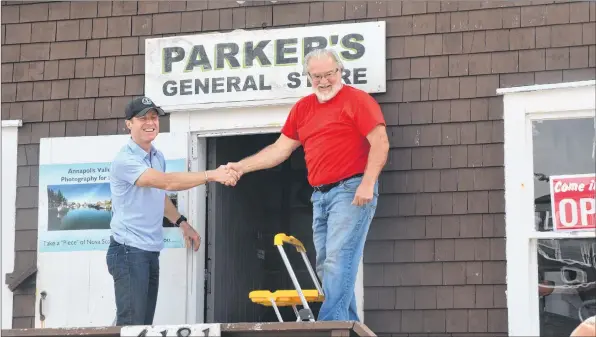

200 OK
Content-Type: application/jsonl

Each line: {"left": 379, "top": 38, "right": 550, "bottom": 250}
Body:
{"left": 205, "top": 133, "right": 321, "bottom": 323}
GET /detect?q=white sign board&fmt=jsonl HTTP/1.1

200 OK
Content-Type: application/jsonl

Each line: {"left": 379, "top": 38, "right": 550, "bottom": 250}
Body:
{"left": 120, "top": 324, "right": 220, "bottom": 337}
{"left": 35, "top": 133, "right": 193, "bottom": 328}
{"left": 144, "top": 21, "right": 386, "bottom": 109}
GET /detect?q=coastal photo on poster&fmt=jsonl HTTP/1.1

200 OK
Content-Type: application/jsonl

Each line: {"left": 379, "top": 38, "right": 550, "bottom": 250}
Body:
{"left": 47, "top": 183, "right": 179, "bottom": 230}
{"left": 38, "top": 159, "right": 186, "bottom": 252}
{"left": 47, "top": 182, "right": 112, "bottom": 231}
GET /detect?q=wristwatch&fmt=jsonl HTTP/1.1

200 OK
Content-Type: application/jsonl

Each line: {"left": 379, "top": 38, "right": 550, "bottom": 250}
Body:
{"left": 175, "top": 215, "right": 187, "bottom": 227}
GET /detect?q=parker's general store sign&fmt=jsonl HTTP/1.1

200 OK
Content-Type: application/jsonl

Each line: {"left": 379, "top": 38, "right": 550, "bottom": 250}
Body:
{"left": 549, "top": 174, "right": 595, "bottom": 232}
{"left": 144, "top": 21, "right": 386, "bottom": 108}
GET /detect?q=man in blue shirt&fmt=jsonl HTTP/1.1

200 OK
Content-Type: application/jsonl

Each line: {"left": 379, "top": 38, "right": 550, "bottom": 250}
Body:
{"left": 107, "top": 96, "right": 237, "bottom": 326}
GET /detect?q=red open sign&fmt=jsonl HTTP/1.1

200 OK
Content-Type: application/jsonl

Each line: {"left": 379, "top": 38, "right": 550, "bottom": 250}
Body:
{"left": 549, "top": 174, "right": 596, "bottom": 231}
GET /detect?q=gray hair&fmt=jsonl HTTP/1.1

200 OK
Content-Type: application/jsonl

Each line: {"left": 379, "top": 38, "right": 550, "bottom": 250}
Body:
{"left": 303, "top": 48, "right": 344, "bottom": 75}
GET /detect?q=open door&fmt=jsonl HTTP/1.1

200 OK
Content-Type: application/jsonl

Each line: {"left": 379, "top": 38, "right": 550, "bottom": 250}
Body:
{"left": 34, "top": 133, "right": 193, "bottom": 328}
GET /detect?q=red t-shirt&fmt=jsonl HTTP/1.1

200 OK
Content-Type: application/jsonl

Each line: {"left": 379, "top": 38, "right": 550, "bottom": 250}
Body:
{"left": 281, "top": 85, "right": 386, "bottom": 187}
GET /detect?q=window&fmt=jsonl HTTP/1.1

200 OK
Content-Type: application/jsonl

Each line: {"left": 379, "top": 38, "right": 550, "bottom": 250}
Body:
{"left": 501, "top": 81, "right": 596, "bottom": 336}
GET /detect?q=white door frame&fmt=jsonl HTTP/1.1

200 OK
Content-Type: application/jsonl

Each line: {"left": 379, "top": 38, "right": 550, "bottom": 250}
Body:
{"left": 170, "top": 104, "right": 366, "bottom": 323}
{"left": 184, "top": 134, "right": 207, "bottom": 325}
{"left": 500, "top": 80, "right": 596, "bottom": 336}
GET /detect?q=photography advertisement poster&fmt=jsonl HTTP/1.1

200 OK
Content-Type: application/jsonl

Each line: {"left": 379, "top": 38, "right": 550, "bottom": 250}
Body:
{"left": 38, "top": 159, "right": 187, "bottom": 253}
{"left": 549, "top": 173, "right": 596, "bottom": 232}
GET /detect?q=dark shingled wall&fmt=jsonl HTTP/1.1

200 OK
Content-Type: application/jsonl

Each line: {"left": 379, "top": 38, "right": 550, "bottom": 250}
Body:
{"left": 1, "top": 0, "right": 595, "bottom": 334}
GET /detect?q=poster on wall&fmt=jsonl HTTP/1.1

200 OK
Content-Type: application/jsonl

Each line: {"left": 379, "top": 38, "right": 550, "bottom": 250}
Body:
{"left": 38, "top": 135, "right": 188, "bottom": 253}
{"left": 144, "top": 21, "right": 386, "bottom": 109}
{"left": 549, "top": 174, "right": 595, "bottom": 232}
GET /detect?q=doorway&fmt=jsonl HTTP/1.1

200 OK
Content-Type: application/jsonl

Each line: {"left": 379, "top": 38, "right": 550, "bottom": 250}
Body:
{"left": 204, "top": 133, "right": 320, "bottom": 323}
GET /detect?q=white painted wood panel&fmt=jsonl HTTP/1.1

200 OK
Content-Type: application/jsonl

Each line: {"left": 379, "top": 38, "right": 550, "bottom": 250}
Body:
{"left": 34, "top": 133, "right": 199, "bottom": 328}
{"left": 2, "top": 119, "right": 23, "bottom": 329}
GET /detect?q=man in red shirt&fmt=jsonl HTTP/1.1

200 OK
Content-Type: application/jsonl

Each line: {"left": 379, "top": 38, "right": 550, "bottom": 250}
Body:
{"left": 225, "top": 48, "right": 389, "bottom": 322}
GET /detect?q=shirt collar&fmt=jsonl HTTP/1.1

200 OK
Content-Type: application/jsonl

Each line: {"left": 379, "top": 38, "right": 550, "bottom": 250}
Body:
{"left": 127, "top": 137, "right": 157, "bottom": 159}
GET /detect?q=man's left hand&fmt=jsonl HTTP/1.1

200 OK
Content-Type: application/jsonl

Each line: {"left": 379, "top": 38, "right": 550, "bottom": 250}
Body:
{"left": 352, "top": 182, "right": 374, "bottom": 206}
{"left": 180, "top": 222, "right": 200, "bottom": 251}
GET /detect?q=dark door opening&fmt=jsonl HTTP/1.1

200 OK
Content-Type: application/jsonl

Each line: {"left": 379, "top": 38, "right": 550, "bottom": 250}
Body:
{"left": 204, "top": 133, "right": 320, "bottom": 323}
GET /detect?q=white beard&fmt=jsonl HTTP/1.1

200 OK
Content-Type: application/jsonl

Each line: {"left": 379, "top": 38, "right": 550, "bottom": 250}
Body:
{"left": 314, "top": 83, "right": 343, "bottom": 102}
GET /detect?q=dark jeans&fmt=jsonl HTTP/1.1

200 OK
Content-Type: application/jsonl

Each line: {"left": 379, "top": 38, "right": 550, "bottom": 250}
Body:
{"left": 106, "top": 236, "right": 160, "bottom": 326}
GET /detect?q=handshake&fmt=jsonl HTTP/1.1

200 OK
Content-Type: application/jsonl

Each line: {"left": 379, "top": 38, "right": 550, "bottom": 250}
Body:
{"left": 207, "top": 162, "right": 243, "bottom": 187}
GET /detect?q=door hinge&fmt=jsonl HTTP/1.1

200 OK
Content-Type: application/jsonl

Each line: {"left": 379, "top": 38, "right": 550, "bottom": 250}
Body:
{"left": 190, "top": 137, "right": 198, "bottom": 160}
{"left": 204, "top": 268, "right": 211, "bottom": 294}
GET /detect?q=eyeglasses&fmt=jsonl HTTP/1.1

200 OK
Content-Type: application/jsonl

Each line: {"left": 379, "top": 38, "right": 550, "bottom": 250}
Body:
{"left": 308, "top": 68, "right": 339, "bottom": 82}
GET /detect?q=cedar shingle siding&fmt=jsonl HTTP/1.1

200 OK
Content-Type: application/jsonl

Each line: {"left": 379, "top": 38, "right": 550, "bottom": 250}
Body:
{"left": 2, "top": 0, "right": 595, "bottom": 334}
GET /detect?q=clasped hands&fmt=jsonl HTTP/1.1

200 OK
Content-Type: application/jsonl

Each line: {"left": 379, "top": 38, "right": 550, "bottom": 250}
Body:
{"left": 208, "top": 163, "right": 375, "bottom": 206}
{"left": 208, "top": 162, "right": 243, "bottom": 187}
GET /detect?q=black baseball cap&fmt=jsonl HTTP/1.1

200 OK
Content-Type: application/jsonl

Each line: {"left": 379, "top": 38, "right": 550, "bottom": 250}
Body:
{"left": 125, "top": 96, "right": 166, "bottom": 120}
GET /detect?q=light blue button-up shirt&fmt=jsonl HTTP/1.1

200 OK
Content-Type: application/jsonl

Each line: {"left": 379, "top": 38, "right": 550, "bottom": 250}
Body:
{"left": 109, "top": 138, "right": 167, "bottom": 252}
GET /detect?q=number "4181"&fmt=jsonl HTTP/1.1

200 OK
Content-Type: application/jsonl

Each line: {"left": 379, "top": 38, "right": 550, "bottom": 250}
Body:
{"left": 136, "top": 326, "right": 212, "bottom": 337}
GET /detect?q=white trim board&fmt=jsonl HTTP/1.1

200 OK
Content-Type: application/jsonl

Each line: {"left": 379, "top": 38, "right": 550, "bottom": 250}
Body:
{"left": 1, "top": 120, "right": 22, "bottom": 329}
{"left": 496, "top": 80, "right": 595, "bottom": 95}
{"left": 2, "top": 120, "right": 23, "bottom": 128}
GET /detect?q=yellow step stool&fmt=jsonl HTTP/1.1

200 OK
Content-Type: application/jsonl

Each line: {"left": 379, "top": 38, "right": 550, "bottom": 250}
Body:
{"left": 249, "top": 233, "right": 325, "bottom": 322}
{"left": 249, "top": 289, "right": 325, "bottom": 306}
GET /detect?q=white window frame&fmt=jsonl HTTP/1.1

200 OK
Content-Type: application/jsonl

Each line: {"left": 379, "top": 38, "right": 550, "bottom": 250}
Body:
{"left": 500, "top": 80, "right": 596, "bottom": 336}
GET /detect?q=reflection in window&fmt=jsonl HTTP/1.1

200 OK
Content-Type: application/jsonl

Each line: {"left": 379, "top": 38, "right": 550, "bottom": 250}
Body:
{"left": 533, "top": 117, "right": 596, "bottom": 232}
{"left": 538, "top": 239, "right": 596, "bottom": 337}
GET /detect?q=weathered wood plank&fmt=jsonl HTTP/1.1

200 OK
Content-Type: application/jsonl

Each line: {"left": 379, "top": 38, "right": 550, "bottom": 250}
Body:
{"left": 1, "top": 322, "right": 376, "bottom": 337}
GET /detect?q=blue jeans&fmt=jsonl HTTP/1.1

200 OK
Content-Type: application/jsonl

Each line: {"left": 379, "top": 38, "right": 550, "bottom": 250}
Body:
{"left": 311, "top": 175, "right": 378, "bottom": 321}
{"left": 106, "top": 236, "right": 160, "bottom": 326}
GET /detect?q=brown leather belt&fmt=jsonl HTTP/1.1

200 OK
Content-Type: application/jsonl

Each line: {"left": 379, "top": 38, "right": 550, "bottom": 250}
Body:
{"left": 312, "top": 173, "right": 364, "bottom": 193}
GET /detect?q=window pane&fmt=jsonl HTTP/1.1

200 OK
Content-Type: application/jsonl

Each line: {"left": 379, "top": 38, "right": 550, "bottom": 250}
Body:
{"left": 532, "top": 118, "right": 596, "bottom": 232}
{"left": 538, "top": 238, "right": 596, "bottom": 336}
